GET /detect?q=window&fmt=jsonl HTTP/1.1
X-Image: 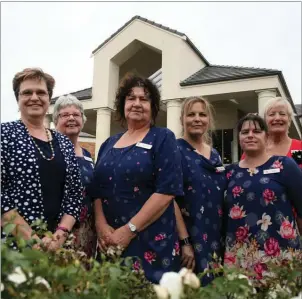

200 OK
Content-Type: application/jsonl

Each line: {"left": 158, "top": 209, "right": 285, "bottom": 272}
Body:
{"left": 212, "top": 129, "right": 233, "bottom": 164}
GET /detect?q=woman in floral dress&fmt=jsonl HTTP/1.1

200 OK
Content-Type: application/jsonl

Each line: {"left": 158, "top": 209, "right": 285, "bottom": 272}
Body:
{"left": 176, "top": 97, "right": 226, "bottom": 286}
{"left": 89, "top": 75, "right": 183, "bottom": 283}
{"left": 224, "top": 113, "right": 302, "bottom": 282}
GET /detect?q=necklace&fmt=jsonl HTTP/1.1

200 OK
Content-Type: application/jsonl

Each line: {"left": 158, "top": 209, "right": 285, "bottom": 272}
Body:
{"left": 30, "top": 127, "right": 55, "bottom": 161}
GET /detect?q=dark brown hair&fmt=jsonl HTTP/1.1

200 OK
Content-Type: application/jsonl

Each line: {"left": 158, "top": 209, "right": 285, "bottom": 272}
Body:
{"left": 237, "top": 113, "right": 268, "bottom": 133}
{"left": 114, "top": 74, "right": 160, "bottom": 126}
{"left": 12, "top": 68, "right": 55, "bottom": 101}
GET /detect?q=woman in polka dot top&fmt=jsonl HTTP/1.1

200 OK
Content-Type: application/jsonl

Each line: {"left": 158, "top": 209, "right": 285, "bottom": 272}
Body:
{"left": 1, "top": 68, "right": 83, "bottom": 251}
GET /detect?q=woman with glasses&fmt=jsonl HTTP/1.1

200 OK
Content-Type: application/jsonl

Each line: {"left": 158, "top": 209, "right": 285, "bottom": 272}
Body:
{"left": 1, "top": 68, "right": 83, "bottom": 251}
{"left": 53, "top": 94, "right": 96, "bottom": 257}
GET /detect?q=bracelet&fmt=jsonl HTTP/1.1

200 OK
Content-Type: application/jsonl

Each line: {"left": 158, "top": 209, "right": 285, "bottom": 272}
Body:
{"left": 56, "top": 226, "right": 70, "bottom": 234}
{"left": 179, "top": 237, "right": 192, "bottom": 246}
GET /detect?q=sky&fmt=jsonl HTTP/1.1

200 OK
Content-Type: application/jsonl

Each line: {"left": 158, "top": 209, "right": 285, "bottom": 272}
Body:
{"left": 1, "top": 1, "right": 301, "bottom": 122}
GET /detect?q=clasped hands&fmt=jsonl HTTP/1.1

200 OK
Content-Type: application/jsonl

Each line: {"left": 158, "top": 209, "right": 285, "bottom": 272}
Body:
{"left": 32, "top": 230, "right": 68, "bottom": 252}
{"left": 96, "top": 223, "right": 136, "bottom": 253}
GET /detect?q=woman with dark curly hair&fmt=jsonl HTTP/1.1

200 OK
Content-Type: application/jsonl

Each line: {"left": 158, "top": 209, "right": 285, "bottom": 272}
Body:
{"left": 89, "top": 75, "right": 184, "bottom": 283}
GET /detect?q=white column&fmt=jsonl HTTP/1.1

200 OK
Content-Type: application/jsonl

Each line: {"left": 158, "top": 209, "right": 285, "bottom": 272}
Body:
{"left": 256, "top": 89, "right": 277, "bottom": 117}
{"left": 232, "top": 127, "right": 238, "bottom": 163}
{"left": 95, "top": 107, "right": 112, "bottom": 160}
{"left": 166, "top": 99, "right": 182, "bottom": 138}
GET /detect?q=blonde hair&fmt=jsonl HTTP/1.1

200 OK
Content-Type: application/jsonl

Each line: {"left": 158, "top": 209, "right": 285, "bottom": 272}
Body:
{"left": 180, "top": 96, "right": 215, "bottom": 145}
{"left": 261, "top": 97, "right": 294, "bottom": 125}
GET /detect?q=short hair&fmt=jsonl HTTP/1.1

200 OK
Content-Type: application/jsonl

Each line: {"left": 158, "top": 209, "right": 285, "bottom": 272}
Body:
{"left": 13, "top": 68, "right": 55, "bottom": 101}
{"left": 114, "top": 74, "right": 160, "bottom": 126}
{"left": 52, "top": 94, "right": 87, "bottom": 125}
{"left": 237, "top": 113, "right": 268, "bottom": 134}
{"left": 180, "top": 96, "right": 216, "bottom": 145}
{"left": 261, "top": 97, "right": 294, "bottom": 123}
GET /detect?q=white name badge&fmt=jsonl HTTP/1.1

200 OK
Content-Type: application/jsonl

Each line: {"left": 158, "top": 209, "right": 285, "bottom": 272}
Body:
{"left": 84, "top": 156, "right": 93, "bottom": 162}
{"left": 263, "top": 168, "right": 280, "bottom": 175}
{"left": 216, "top": 166, "right": 225, "bottom": 172}
{"left": 136, "top": 142, "right": 152, "bottom": 150}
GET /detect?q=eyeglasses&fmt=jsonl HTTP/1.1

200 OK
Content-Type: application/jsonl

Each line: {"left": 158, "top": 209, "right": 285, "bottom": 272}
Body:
{"left": 58, "top": 113, "right": 82, "bottom": 120}
{"left": 19, "top": 89, "right": 49, "bottom": 98}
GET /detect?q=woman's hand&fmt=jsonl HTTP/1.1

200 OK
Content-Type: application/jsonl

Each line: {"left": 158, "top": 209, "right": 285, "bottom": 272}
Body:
{"left": 109, "top": 225, "right": 135, "bottom": 249}
{"left": 181, "top": 245, "right": 195, "bottom": 270}
{"left": 96, "top": 223, "right": 115, "bottom": 253}
{"left": 41, "top": 231, "right": 67, "bottom": 251}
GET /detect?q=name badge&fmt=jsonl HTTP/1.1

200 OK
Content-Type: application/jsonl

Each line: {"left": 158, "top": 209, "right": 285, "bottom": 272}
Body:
{"left": 263, "top": 168, "right": 280, "bottom": 174}
{"left": 84, "top": 156, "right": 93, "bottom": 162}
{"left": 136, "top": 142, "right": 152, "bottom": 150}
{"left": 216, "top": 166, "right": 225, "bottom": 172}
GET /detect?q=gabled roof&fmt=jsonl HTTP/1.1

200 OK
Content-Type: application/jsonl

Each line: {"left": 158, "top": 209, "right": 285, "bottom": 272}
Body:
{"left": 91, "top": 15, "right": 210, "bottom": 66}
{"left": 51, "top": 87, "right": 92, "bottom": 104}
{"left": 180, "top": 65, "right": 281, "bottom": 86}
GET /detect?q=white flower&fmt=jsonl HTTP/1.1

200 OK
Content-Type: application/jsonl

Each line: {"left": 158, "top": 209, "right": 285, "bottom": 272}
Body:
{"left": 35, "top": 276, "right": 51, "bottom": 291}
{"left": 179, "top": 268, "right": 200, "bottom": 289}
{"left": 1, "top": 282, "right": 4, "bottom": 292}
{"left": 7, "top": 266, "right": 27, "bottom": 285}
{"left": 290, "top": 292, "right": 302, "bottom": 299}
{"left": 153, "top": 285, "right": 169, "bottom": 299}
{"left": 257, "top": 213, "right": 272, "bottom": 231}
{"left": 159, "top": 272, "right": 183, "bottom": 299}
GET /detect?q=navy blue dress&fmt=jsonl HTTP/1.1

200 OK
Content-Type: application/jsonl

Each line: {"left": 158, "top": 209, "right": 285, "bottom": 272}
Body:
{"left": 72, "top": 148, "right": 97, "bottom": 257}
{"left": 224, "top": 156, "right": 302, "bottom": 281}
{"left": 89, "top": 127, "right": 183, "bottom": 283}
{"left": 176, "top": 139, "right": 226, "bottom": 285}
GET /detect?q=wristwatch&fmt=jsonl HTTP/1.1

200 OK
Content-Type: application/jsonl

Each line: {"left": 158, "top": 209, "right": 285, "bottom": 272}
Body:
{"left": 127, "top": 222, "right": 138, "bottom": 234}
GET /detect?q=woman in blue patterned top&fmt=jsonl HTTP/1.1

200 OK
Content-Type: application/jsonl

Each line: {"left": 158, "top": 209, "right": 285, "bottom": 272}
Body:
{"left": 89, "top": 75, "right": 183, "bottom": 283}
{"left": 54, "top": 94, "right": 96, "bottom": 258}
{"left": 1, "top": 68, "right": 83, "bottom": 251}
{"left": 175, "top": 97, "right": 226, "bottom": 286}
{"left": 224, "top": 113, "right": 302, "bottom": 282}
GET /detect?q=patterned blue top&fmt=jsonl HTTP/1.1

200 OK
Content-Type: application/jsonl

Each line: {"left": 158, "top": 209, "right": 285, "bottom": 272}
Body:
{"left": 224, "top": 156, "right": 302, "bottom": 280}
{"left": 176, "top": 138, "right": 226, "bottom": 285}
{"left": 89, "top": 127, "right": 183, "bottom": 283}
{"left": 1, "top": 120, "right": 83, "bottom": 235}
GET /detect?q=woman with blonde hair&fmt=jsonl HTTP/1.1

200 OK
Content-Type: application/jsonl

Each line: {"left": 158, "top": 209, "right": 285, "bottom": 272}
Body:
{"left": 261, "top": 97, "right": 301, "bottom": 167}
{"left": 175, "top": 96, "right": 226, "bottom": 286}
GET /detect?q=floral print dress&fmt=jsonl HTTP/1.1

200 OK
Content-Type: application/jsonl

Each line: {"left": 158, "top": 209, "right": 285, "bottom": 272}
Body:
{"left": 176, "top": 139, "right": 226, "bottom": 286}
{"left": 224, "top": 156, "right": 302, "bottom": 281}
{"left": 72, "top": 148, "right": 97, "bottom": 258}
{"left": 89, "top": 127, "right": 183, "bottom": 283}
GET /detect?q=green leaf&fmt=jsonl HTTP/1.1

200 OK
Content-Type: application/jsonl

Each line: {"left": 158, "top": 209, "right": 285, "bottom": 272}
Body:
{"left": 3, "top": 223, "right": 16, "bottom": 235}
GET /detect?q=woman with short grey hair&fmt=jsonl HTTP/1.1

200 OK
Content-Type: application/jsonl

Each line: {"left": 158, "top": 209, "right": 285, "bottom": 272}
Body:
{"left": 53, "top": 94, "right": 96, "bottom": 257}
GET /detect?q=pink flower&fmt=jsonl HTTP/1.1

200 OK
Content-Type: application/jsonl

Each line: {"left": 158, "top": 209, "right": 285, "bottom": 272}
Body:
{"left": 272, "top": 160, "right": 283, "bottom": 170}
{"left": 218, "top": 208, "right": 223, "bottom": 217}
{"left": 174, "top": 241, "right": 180, "bottom": 256}
{"left": 155, "top": 233, "right": 167, "bottom": 241}
{"left": 188, "top": 186, "right": 193, "bottom": 191}
{"left": 134, "top": 186, "right": 139, "bottom": 192}
{"left": 229, "top": 204, "right": 246, "bottom": 219}
{"left": 232, "top": 186, "right": 244, "bottom": 198}
{"left": 226, "top": 170, "right": 233, "bottom": 180}
{"left": 235, "top": 225, "right": 249, "bottom": 242}
{"left": 264, "top": 237, "right": 280, "bottom": 257}
{"left": 132, "top": 260, "right": 141, "bottom": 272}
{"left": 224, "top": 252, "right": 236, "bottom": 266}
{"left": 109, "top": 177, "right": 112, "bottom": 180}
{"left": 144, "top": 251, "right": 156, "bottom": 264}
{"left": 263, "top": 189, "right": 276, "bottom": 205}
{"left": 254, "top": 263, "right": 268, "bottom": 280}
{"left": 279, "top": 220, "right": 297, "bottom": 239}
{"left": 137, "top": 162, "right": 140, "bottom": 165}
{"left": 79, "top": 205, "right": 88, "bottom": 222}
{"left": 203, "top": 233, "right": 208, "bottom": 242}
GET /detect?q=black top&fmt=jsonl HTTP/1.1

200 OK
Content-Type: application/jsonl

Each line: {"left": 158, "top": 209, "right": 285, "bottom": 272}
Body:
{"left": 32, "top": 132, "right": 66, "bottom": 232}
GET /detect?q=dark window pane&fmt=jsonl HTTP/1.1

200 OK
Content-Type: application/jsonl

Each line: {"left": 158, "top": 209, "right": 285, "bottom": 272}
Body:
{"left": 223, "top": 129, "right": 233, "bottom": 164}
{"left": 212, "top": 130, "right": 222, "bottom": 158}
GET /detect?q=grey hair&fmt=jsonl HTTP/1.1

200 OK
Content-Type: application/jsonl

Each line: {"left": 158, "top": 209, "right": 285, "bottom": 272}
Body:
{"left": 52, "top": 94, "right": 87, "bottom": 125}
{"left": 261, "top": 97, "right": 294, "bottom": 124}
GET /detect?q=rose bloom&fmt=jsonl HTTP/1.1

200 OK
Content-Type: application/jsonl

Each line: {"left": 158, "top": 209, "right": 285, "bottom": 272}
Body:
{"left": 232, "top": 186, "right": 243, "bottom": 197}
{"left": 264, "top": 237, "right": 280, "bottom": 257}
{"left": 235, "top": 226, "right": 249, "bottom": 242}
{"left": 229, "top": 204, "right": 246, "bottom": 219}
{"left": 262, "top": 189, "right": 276, "bottom": 204}
{"left": 224, "top": 252, "right": 236, "bottom": 266}
{"left": 279, "top": 220, "right": 296, "bottom": 239}
{"left": 254, "top": 262, "right": 268, "bottom": 280}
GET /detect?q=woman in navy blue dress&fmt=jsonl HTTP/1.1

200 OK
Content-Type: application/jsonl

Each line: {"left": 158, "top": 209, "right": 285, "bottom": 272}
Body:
{"left": 54, "top": 94, "right": 96, "bottom": 257}
{"left": 224, "top": 114, "right": 302, "bottom": 282}
{"left": 89, "top": 75, "right": 183, "bottom": 283}
{"left": 175, "top": 97, "right": 226, "bottom": 286}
